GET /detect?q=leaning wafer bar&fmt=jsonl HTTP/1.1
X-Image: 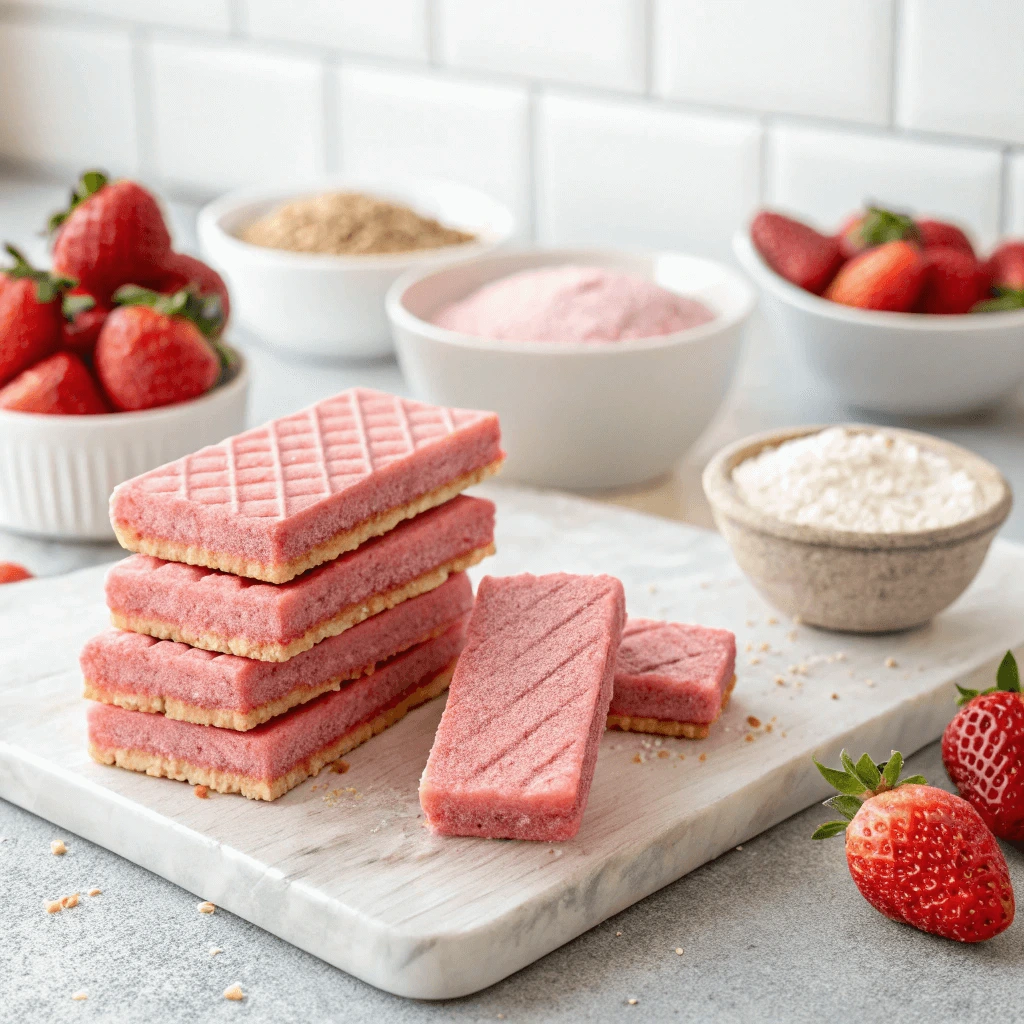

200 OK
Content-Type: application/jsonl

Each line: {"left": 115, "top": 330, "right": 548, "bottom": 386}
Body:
{"left": 109, "top": 388, "right": 503, "bottom": 583}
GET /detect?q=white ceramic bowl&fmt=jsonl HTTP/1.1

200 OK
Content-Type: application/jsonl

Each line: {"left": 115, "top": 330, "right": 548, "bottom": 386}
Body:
{"left": 0, "top": 352, "right": 248, "bottom": 540}
{"left": 734, "top": 231, "right": 1024, "bottom": 417}
{"left": 387, "top": 248, "right": 755, "bottom": 490}
{"left": 198, "top": 178, "right": 516, "bottom": 361}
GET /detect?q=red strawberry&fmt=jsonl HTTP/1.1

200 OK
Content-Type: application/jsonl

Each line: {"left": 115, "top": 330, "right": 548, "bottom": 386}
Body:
{"left": 94, "top": 286, "right": 223, "bottom": 412}
{"left": 917, "top": 218, "right": 975, "bottom": 256}
{"left": 943, "top": 651, "right": 1024, "bottom": 841}
{"left": 60, "top": 288, "right": 109, "bottom": 356}
{"left": 916, "top": 246, "right": 988, "bottom": 314}
{"left": 750, "top": 211, "right": 845, "bottom": 294}
{"left": 838, "top": 206, "right": 918, "bottom": 260}
{"left": 984, "top": 241, "right": 1024, "bottom": 291}
{"left": 0, "top": 244, "right": 71, "bottom": 387}
{"left": 50, "top": 170, "right": 172, "bottom": 304}
{"left": 0, "top": 562, "right": 32, "bottom": 583}
{"left": 825, "top": 241, "right": 925, "bottom": 312}
{"left": 0, "top": 351, "right": 108, "bottom": 415}
{"left": 813, "top": 750, "right": 1014, "bottom": 943}
{"left": 151, "top": 253, "right": 230, "bottom": 329}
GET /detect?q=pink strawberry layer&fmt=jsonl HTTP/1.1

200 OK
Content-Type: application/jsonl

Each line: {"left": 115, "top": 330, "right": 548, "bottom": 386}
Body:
{"left": 611, "top": 618, "right": 736, "bottom": 724}
{"left": 420, "top": 572, "right": 625, "bottom": 842}
{"left": 105, "top": 495, "right": 494, "bottom": 649}
{"left": 109, "top": 388, "right": 502, "bottom": 565}
{"left": 88, "top": 618, "right": 468, "bottom": 783}
{"left": 82, "top": 572, "right": 473, "bottom": 715}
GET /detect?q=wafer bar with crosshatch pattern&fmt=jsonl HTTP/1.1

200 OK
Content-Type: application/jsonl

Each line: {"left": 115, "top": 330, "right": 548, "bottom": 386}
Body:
{"left": 105, "top": 495, "right": 494, "bottom": 662}
{"left": 607, "top": 618, "right": 737, "bottom": 739}
{"left": 109, "top": 388, "right": 503, "bottom": 583}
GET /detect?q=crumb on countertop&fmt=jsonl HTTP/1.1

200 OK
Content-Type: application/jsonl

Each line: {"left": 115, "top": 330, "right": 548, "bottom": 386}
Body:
{"left": 71, "top": 991, "right": 87, "bottom": 1001}
{"left": 632, "top": 753, "right": 643, "bottom": 764}
{"left": 194, "top": 784, "right": 209, "bottom": 799}
{"left": 885, "top": 657, "right": 897, "bottom": 668}
{"left": 51, "top": 839, "right": 66, "bottom": 856}
{"left": 675, "top": 947, "right": 684, "bottom": 955}
{"left": 747, "top": 716, "right": 761, "bottom": 728}
{"left": 330, "top": 760, "right": 350, "bottom": 774}
{"left": 698, "top": 753, "right": 707, "bottom": 762}
{"left": 210, "top": 946, "right": 223, "bottom": 956}
{"left": 88, "top": 888, "right": 101, "bottom": 897}
{"left": 198, "top": 901, "right": 216, "bottom": 915}
{"left": 223, "top": 984, "right": 244, "bottom": 1001}
{"left": 831, "top": 693, "right": 839, "bottom": 700}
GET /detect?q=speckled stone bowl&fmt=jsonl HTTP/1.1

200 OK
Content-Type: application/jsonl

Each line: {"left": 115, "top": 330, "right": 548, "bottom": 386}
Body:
{"left": 702, "top": 424, "right": 1013, "bottom": 633}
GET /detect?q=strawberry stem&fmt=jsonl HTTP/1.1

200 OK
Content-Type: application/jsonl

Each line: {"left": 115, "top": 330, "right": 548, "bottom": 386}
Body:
{"left": 47, "top": 169, "right": 109, "bottom": 233}
{"left": 811, "top": 750, "right": 925, "bottom": 839}
{"left": 972, "top": 288, "right": 1024, "bottom": 313}
{"left": 3, "top": 244, "right": 77, "bottom": 303}
{"left": 857, "top": 205, "right": 920, "bottom": 247}
{"left": 955, "top": 650, "right": 1020, "bottom": 705}
{"left": 112, "top": 284, "right": 225, "bottom": 341}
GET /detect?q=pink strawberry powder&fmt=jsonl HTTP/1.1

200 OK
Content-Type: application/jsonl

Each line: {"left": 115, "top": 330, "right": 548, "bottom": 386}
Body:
{"left": 419, "top": 572, "right": 625, "bottom": 841}
{"left": 82, "top": 572, "right": 473, "bottom": 718}
{"left": 88, "top": 618, "right": 468, "bottom": 784}
{"left": 611, "top": 619, "right": 736, "bottom": 724}
{"left": 432, "top": 266, "right": 715, "bottom": 343}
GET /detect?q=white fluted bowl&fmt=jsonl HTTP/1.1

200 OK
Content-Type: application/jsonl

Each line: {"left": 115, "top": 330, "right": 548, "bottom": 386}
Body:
{"left": 0, "top": 352, "right": 248, "bottom": 540}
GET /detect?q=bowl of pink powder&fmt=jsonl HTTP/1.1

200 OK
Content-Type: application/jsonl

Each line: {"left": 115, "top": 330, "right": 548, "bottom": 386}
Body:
{"left": 387, "top": 249, "right": 755, "bottom": 489}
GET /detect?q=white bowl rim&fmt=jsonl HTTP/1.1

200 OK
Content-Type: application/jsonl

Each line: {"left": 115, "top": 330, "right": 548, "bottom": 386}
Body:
{"left": 386, "top": 245, "right": 757, "bottom": 356}
{"left": 197, "top": 176, "right": 517, "bottom": 272}
{"left": 733, "top": 230, "right": 1024, "bottom": 331}
{"left": 0, "top": 344, "right": 249, "bottom": 428}
{"left": 703, "top": 422, "right": 1013, "bottom": 550}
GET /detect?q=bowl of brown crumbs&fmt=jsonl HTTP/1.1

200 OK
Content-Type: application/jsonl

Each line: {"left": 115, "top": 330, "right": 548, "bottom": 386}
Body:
{"left": 197, "top": 178, "right": 515, "bottom": 359}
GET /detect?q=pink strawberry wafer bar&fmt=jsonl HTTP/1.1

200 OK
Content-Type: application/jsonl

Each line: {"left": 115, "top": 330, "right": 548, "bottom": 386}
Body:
{"left": 83, "top": 572, "right": 473, "bottom": 731}
{"left": 608, "top": 619, "right": 737, "bottom": 739}
{"left": 109, "top": 388, "right": 503, "bottom": 584}
{"left": 105, "top": 495, "right": 494, "bottom": 662}
{"left": 420, "top": 573, "right": 625, "bottom": 842}
{"left": 88, "top": 617, "right": 468, "bottom": 801}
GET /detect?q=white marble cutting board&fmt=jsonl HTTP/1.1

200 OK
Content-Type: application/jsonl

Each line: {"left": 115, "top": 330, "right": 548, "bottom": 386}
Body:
{"left": 2, "top": 484, "right": 1023, "bottom": 999}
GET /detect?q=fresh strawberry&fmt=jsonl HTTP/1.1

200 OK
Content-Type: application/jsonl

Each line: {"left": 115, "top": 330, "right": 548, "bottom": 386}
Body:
{"left": 59, "top": 287, "right": 109, "bottom": 356}
{"left": 916, "top": 246, "right": 988, "bottom": 314}
{"left": 917, "top": 218, "right": 975, "bottom": 256}
{"left": 942, "top": 651, "right": 1024, "bottom": 841}
{"left": 984, "top": 241, "right": 1024, "bottom": 291}
{"left": 0, "top": 351, "right": 108, "bottom": 415}
{"left": 825, "top": 241, "right": 925, "bottom": 312}
{"left": 750, "top": 211, "right": 845, "bottom": 294}
{"left": 813, "top": 750, "right": 1014, "bottom": 943}
{"left": 50, "top": 170, "right": 172, "bottom": 304}
{"left": 0, "top": 562, "right": 32, "bottom": 583}
{"left": 838, "top": 206, "right": 918, "bottom": 260}
{"left": 0, "top": 244, "right": 72, "bottom": 387}
{"left": 94, "top": 286, "right": 223, "bottom": 412}
{"left": 151, "top": 253, "right": 230, "bottom": 329}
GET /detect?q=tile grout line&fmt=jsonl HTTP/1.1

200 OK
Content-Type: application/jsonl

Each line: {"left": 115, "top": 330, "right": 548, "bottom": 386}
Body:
{"left": 130, "top": 27, "right": 156, "bottom": 182}
{"left": 887, "top": 0, "right": 903, "bottom": 128}
{"left": 323, "top": 55, "right": 341, "bottom": 174}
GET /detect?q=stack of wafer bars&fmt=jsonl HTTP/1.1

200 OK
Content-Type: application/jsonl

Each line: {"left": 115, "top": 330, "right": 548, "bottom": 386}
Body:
{"left": 82, "top": 388, "right": 504, "bottom": 801}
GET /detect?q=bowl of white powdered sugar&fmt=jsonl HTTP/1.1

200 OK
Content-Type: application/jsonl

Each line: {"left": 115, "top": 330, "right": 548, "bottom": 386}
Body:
{"left": 703, "top": 424, "right": 1012, "bottom": 632}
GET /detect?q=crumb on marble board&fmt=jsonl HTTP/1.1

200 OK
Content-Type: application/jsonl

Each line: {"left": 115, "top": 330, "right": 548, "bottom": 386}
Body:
{"left": 632, "top": 754, "right": 643, "bottom": 765}
{"left": 767, "top": 616, "right": 778, "bottom": 625}
{"left": 198, "top": 901, "right": 216, "bottom": 915}
{"left": 51, "top": 839, "right": 66, "bottom": 856}
{"left": 627, "top": 998, "right": 638, "bottom": 1006}
{"left": 194, "top": 784, "right": 209, "bottom": 799}
{"left": 330, "top": 760, "right": 350, "bottom": 774}
{"left": 748, "top": 656, "right": 760, "bottom": 666}
{"left": 865, "top": 678, "right": 876, "bottom": 688}
{"left": 744, "top": 734, "right": 754, "bottom": 743}
{"left": 657, "top": 750, "right": 669, "bottom": 759}
{"left": 71, "top": 991, "right": 87, "bottom": 1001}
{"left": 747, "top": 716, "right": 761, "bottom": 728}
{"left": 675, "top": 947, "right": 684, "bottom": 955}
{"left": 88, "top": 888, "right": 101, "bottom": 897}
{"left": 831, "top": 693, "right": 839, "bottom": 700}
{"left": 223, "top": 984, "right": 244, "bottom": 1001}
{"left": 210, "top": 946, "right": 223, "bottom": 956}
{"left": 885, "top": 657, "right": 897, "bottom": 668}
{"left": 698, "top": 753, "right": 707, "bottom": 762}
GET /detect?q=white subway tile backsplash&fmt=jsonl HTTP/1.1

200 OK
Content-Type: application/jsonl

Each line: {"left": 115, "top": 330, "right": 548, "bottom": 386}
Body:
{"left": 654, "top": 0, "right": 893, "bottom": 125}
{"left": 1007, "top": 154, "right": 1024, "bottom": 236}
{"left": 147, "top": 40, "right": 325, "bottom": 192}
{"left": 438, "top": 0, "right": 645, "bottom": 92}
{"left": 897, "top": 0, "right": 1024, "bottom": 145}
{"left": 536, "top": 94, "right": 760, "bottom": 259}
{"left": 246, "top": 0, "right": 428, "bottom": 62}
{"left": 0, "top": 20, "right": 137, "bottom": 172}
{"left": 334, "top": 66, "right": 530, "bottom": 225}
{"left": 3, "top": 0, "right": 231, "bottom": 31}
{"left": 768, "top": 125, "right": 1003, "bottom": 250}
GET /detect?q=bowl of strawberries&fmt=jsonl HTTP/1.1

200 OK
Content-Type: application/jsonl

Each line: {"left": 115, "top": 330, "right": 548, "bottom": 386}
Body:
{"left": 0, "top": 171, "right": 248, "bottom": 540}
{"left": 734, "top": 206, "right": 1024, "bottom": 416}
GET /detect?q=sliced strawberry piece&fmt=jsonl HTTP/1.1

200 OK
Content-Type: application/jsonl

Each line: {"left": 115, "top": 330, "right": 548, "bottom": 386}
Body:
{"left": 813, "top": 750, "right": 1014, "bottom": 943}
{"left": 916, "top": 246, "right": 987, "bottom": 314}
{"left": 151, "top": 252, "right": 230, "bottom": 330}
{"left": 0, "top": 562, "right": 32, "bottom": 583}
{"left": 750, "top": 211, "right": 844, "bottom": 295}
{"left": 95, "top": 286, "right": 223, "bottom": 412}
{"left": 50, "top": 170, "right": 172, "bottom": 304}
{"left": 0, "top": 351, "right": 109, "bottom": 414}
{"left": 0, "top": 244, "right": 72, "bottom": 387}
{"left": 825, "top": 240, "right": 925, "bottom": 312}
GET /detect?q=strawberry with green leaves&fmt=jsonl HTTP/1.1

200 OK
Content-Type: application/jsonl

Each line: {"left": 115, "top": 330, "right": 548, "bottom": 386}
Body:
{"left": 976, "top": 241, "right": 1024, "bottom": 312}
{"left": 812, "top": 749, "right": 1014, "bottom": 943}
{"left": 943, "top": 651, "right": 1024, "bottom": 841}
{"left": 94, "top": 285, "right": 225, "bottom": 412}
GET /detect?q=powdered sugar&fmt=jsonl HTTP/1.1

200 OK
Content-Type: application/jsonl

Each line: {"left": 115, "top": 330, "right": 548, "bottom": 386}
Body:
{"left": 732, "top": 427, "right": 993, "bottom": 533}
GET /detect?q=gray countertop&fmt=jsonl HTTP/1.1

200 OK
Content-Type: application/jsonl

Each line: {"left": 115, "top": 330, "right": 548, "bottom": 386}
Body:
{"left": 2, "top": 176, "right": 1023, "bottom": 1023}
